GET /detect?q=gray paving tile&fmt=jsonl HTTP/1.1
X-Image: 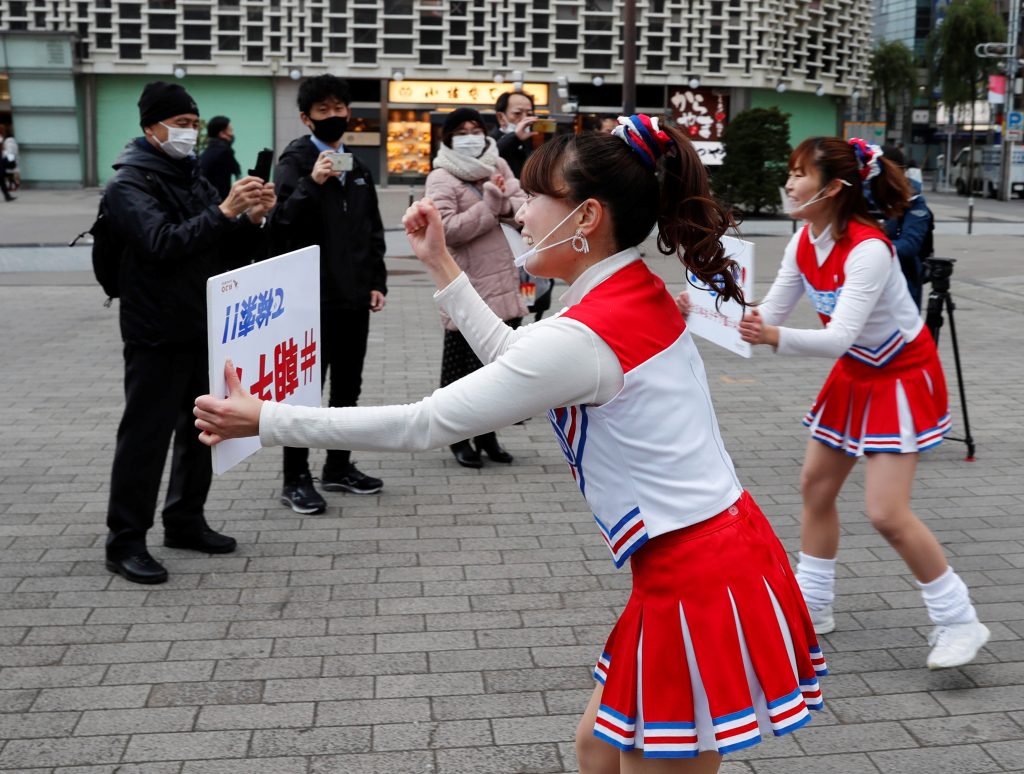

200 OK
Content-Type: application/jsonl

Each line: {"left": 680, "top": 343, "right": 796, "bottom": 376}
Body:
{"left": 122, "top": 730, "right": 251, "bottom": 762}
{"left": 308, "top": 751, "right": 435, "bottom": 774}
{"left": 0, "top": 735, "right": 127, "bottom": 768}
{"left": 868, "top": 744, "right": 1001, "bottom": 773}
{"left": 74, "top": 706, "right": 197, "bottom": 736}
{"left": 250, "top": 725, "right": 371, "bottom": 756}
{"left": 435, "top": 742, "right": 563, "bottom": 773}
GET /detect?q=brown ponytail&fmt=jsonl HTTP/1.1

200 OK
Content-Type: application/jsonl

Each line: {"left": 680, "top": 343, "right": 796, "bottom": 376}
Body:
{"left": 519, "top": 118, "right": 745, "bottom": 307}
{"left": 657, "top": 125, "right": 744, "bottom": 307}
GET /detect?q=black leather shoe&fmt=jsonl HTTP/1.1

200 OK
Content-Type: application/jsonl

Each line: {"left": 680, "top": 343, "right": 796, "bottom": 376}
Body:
{"left": 475, "top": 436, "right": 514, "bottom": 464}
{"left": 164, "top": 528, "right": 237, "bottom": 554}
{"left": 105, "top": 552, "right": 168, "bottom": 584}
{"left": 451, "top": 440, "right": 483, "bottom": 469}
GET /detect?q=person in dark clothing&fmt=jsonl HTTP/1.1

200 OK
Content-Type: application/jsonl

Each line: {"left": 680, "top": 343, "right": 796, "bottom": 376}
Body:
{"left": 882, "top": 144, "right": 932, "bottom": 309}
{"left": 0, "top": 126, "right": 13, "bottom": 201}
{"left": 489, "top": 90, "right": 537, "bottom": 179}
{"left": 104, "top": 81, "right": 275, "bottom": 584}
{"left": 199, "top": 115, "right": 241, "bottom": 199}
{"left": 269, "top": 74, "right": 388, "bottom": 514}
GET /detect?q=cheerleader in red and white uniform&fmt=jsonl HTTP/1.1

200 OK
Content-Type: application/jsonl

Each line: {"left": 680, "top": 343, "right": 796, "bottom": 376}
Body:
{"left": 738, "top": 137, "right": 989, "bottom": 670}
{"left": 196, "top": 117, "right": 826, "bottom": 773}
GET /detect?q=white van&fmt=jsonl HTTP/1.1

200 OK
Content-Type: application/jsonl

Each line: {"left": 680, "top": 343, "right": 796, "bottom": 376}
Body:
{"left": 950, "top": 146, "right": 1024, "bottom": 198}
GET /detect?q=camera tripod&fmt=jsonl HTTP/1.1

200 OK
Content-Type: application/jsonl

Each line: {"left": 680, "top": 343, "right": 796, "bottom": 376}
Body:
{"left": 923, "top": 257, "right": 976, "bottom": 460}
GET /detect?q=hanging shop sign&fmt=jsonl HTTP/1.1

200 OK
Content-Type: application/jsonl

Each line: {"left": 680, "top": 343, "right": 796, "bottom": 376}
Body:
{"left": 389, "top": 80, "right": 550, "bottom": 107}
{"left": 669, "top": 87, "right": 730, "bottom": 165}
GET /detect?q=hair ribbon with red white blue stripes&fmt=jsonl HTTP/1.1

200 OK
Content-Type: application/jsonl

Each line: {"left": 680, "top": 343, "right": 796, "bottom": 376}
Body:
{"left": 612, "top": 114, "right": 676, "bottom": 169}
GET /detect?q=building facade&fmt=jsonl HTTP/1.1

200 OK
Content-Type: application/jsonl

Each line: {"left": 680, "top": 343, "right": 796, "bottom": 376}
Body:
{"left": 0, "top": 0, "right": 873, "bottom": 187}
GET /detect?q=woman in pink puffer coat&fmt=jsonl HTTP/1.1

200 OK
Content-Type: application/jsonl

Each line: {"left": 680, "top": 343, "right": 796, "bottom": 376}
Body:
{"left": 425, "top": 107, "right": 528, "bottom": 468}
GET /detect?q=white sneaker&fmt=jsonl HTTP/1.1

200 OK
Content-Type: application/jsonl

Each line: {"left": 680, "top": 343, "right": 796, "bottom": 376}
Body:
{"left": 926, "top": 621, "right": 990, "bottom": 669}
{"left": 809, "top": 604, "right": 835, "bottom": 635}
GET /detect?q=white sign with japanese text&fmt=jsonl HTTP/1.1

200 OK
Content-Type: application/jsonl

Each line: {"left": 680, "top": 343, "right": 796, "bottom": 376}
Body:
{"left": 684, "top": 235, "right": 754, "bottom": 358}
{"left": 206, "top": 246, "right": 321, "bottom": 475}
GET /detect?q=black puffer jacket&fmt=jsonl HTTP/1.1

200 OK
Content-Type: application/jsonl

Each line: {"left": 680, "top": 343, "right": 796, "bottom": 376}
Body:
{"left": 269, "top": 136, "right": 387, "bottom": 309}
{"left": 105, "top": 139, "right": 265, "bottom": 346}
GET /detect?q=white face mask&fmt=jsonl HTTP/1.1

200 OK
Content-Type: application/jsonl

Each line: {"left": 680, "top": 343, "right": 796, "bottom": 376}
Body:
{"left": 514, "top": 200, "right": 586, "bottom": 268}
{"left": 451, "top": 134, "right": 487, "bottom": 157}
{"left": 158, "top": 122, "right": 198, "bottom": 159}
{"left": 779, "top": 180, "right": 852, "bottom": 215}
{"left": 500, "top": 122, "right": 517, "bottom": 135}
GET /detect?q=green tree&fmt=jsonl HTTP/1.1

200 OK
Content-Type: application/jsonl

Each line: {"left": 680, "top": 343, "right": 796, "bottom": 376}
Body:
{"left": 870, "top": 40, "right": 917, "bottom": 142}
{"left": 927, "top": 0, "right": 1006, "bottom": 192}
{"left": 714, "top": 107, "right": 791, "bottom": 215}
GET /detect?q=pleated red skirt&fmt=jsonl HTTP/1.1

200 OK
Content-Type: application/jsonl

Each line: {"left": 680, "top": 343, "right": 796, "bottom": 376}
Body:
{"left": 592, "top": 491, "right": 826, "bottom": 758}
{"left": 803, "top": 327, "right": 950, "bottom": 455}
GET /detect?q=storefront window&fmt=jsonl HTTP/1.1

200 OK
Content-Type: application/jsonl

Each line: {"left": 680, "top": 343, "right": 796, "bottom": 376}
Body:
{"left": 387, "top": 110, "right": 431, "bottom": 180}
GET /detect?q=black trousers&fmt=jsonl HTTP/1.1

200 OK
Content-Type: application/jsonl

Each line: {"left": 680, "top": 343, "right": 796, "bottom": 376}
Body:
{"left": 106, "top": 342, "right": 212, "bottom": 559}
{"left": 441, "top": 318, "right": 521, "bottom": 447}
{"left": 283, "top": 306, "right": 370, "bottom": 480}
{"left": 0, "top": 168, "right": 12, "bottom": 201}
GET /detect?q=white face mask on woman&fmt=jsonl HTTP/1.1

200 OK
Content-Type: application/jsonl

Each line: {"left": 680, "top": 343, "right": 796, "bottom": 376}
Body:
{"left": 158, "top": 122, "right": 198, "bottom": 159}
{"left": 451, "top": 134, "right": 487, "bottom": 158}
{"left": 514, "top": 201, "right": 587, "bottom": 268}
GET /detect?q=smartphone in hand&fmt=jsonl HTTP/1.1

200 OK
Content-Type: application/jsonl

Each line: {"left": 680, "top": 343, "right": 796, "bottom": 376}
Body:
{"left": 249, "top": 148, "right": 274, "bottom": 181}
{"left": 325, "top": 152, "right": 354, "bottom": 173}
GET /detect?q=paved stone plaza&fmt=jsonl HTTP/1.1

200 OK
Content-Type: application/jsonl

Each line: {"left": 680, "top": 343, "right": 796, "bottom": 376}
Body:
{"left": 1, "top": 192, "right": 1023, "bottom": 772}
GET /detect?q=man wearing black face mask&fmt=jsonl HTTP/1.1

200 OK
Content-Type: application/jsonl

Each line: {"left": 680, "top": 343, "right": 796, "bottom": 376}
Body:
{"left": 199, "top": 115, "right": 240, "bottom": 199}
{"left": 269, "top": 74, "right": 388, "bottom": 513}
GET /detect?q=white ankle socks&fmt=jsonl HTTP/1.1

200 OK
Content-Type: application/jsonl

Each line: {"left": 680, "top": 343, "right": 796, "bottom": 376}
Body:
{"left": 795, "top": 552, "right": 836, "bottom": 611}
{"left": 919, "top": 566, "right": 978, "bottom": 626}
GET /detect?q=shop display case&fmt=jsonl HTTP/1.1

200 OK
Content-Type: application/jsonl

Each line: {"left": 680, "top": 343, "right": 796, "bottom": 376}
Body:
{"left": 386, "top": 110, "right": 432, "bottom": 179}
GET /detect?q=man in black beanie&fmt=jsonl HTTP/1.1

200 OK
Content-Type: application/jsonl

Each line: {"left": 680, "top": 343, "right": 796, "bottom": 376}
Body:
{"left": 101, "top": 81, "right": 276, "bottom": 584}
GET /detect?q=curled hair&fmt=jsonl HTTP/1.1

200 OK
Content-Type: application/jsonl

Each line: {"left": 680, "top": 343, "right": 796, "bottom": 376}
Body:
{"left": 519, "top": 122, "right": 744, "bottom": 306}
{"left": 790, "top": 137, "right": 911, "bottom": 238}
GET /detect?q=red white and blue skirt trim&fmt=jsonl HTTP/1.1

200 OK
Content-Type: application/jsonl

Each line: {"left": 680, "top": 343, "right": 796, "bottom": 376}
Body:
{"left": 803, "top": 327, "right": 950, "bottom": 456}
{"left": 592, "top": 492, "right": 826, "bottom": 758}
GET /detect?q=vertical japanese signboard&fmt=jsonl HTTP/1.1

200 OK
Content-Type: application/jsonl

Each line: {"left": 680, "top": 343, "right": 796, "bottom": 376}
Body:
{"left": 206, "top": 246, "right": 321, "bottom": 475}
{"left": 684, "top": 235, "right": 754, "bottom": 358}
{"left": 669, "top": 87, "right": 730, "bottom": 165}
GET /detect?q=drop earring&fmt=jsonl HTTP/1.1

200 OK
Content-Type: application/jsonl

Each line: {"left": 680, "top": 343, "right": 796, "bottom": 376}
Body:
{"left": 571, "top": 229, "right": 590, "bottom": 254}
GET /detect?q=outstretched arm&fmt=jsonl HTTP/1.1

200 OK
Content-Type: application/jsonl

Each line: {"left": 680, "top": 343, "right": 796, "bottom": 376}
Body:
{"left": 195, "top": 320, "right": 617, "bottom": 451}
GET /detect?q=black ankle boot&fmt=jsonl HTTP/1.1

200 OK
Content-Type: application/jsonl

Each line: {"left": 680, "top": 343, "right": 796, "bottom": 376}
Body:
{"left": 451, "top": 440, "right": 483, "bottom": 468}
{"left": 474, "top": 433, "right": 513, "bottom": 464}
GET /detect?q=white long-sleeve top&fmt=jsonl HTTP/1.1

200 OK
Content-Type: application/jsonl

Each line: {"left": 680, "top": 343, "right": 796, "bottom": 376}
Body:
{"left": 259, "top": 249, "right": 638, "bottom": 451}
{"left": 758, "top": 225, "right": 923, "bottom": 358}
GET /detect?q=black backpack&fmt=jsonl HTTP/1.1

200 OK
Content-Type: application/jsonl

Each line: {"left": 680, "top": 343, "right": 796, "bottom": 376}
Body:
{"left": 72, "top": 170, "right": 158, "bottom": 304}
{"left": 920, "top": 203, "right": 935, "bottom": 260}
{"left": 71, "top": 193, "right": 124, "bottom": 304}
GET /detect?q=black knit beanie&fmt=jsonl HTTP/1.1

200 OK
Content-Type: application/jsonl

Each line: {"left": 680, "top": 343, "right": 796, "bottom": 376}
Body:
{"left": 138, "top": 81, "right": 199, "bottom": 128}
{"left": 442, "top": 108, "right": 486, "bottom": 136}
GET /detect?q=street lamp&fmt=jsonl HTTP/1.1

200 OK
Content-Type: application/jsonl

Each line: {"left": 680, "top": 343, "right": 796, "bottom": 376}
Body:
{"left": 688, "top": 77, "right": 700, "bottom": 90}
{"left": 172, "top": 66, "right": 187, "bottom": 79}
{"left": 815, "top": 84, "right": 826, "bottom": 97}
{"left": 288, "top": 68, "right": 302, "bottom": 81}
{"left": 592, "top": 76, "right": 604, "bottom": 87}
